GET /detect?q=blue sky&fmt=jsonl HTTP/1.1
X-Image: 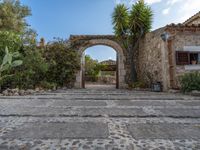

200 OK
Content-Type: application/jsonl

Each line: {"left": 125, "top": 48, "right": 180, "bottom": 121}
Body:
{"left": 20, "top": 0, "right": 200, "bottom": 61}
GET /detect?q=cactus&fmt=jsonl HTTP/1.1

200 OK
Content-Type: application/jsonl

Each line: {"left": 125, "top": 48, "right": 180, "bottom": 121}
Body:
{"left": 0, "top": 47, "right": 23, "bottom": 81}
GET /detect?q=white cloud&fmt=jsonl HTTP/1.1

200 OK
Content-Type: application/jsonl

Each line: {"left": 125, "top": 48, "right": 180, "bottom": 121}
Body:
{"left": 176, "top": 0, "right": 200, "bottom": 22}
{"left": 167, "top": 0, "right": 182, "bottom": 5}
{"left": 114, "top": 0, "right": 161, "bottom": 5}
{"left": 115, "top": 0, "right": 200, "bottom": 23}
{"left": 162, "top": 8, "right": 170, "bottom": 15}
{"left": 160, "top": 0, "right": 200, "bottom": 23}
{"left": 145, "top": 0, "right": 161, "bottom": 5}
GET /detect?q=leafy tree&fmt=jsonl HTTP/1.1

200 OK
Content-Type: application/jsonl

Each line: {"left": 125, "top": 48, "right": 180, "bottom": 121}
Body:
{"left": 85, "top": 55, "right": 100, "bottom": 78}
{"left": 0, "top": 0, "right": 36, "bottom": 60}
{"left": 45, "top": 38, "right": 80, "bottom": 87}
{"left": 112, "top": 0, "right": 153, "bottom": 83}
{"left": 0, "top": 0, "right": 31, "bottom": 32}
{"left": 85, "top": 55, "right": 106, "bottom": 81}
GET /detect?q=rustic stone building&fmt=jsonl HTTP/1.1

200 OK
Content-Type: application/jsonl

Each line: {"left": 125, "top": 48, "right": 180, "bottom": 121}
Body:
{"left": 138, "top": 12, "right": 200, "bottom": 91}
{"left": 69, "top": 12, "right": 200, "bottom": 91}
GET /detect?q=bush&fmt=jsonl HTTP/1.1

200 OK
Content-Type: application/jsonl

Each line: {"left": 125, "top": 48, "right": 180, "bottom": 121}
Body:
{"left": 1, "top": 37, "right": 80, "bottom": 90}
{"left": 39, "top": 81, "right": 57, "bottom": 90}
{"left": 180, "top": 72, "right": 200, "bottom": 92}
{"left": 45, "top": 38, "right": 80, "bottom": 87}
{"left": 0, "top": 47, "right": 23, "bottom": 91}
{"left": 85, "top": 55, "right": 105, "bottom": 81}
{"left": 0, "top": 31, "right": 22, "bottom": 61}
{"left": 5, "top": 46, "right": 49, "bottom": 89}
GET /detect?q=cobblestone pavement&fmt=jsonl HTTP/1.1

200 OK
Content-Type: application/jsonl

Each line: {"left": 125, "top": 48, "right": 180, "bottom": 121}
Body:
{"left": 0, "top": 87, "right": 200, "bottom": 150}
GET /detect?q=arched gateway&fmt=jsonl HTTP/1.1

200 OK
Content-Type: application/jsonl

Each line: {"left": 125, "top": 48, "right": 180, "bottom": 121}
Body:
{"left": 69, "top": 35, "right": 127, "bottom": 89}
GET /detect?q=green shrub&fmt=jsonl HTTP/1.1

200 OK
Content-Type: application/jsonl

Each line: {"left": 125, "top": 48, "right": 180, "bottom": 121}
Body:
{"left": 7, "top": 46, "right": 49, "bottom": 89}
{"left": 0, "top": 31, "right": 22, "bottom": 61}
{"left": 45, "top": 38, "right": 80, "bottom": 87}
{"left": 1, "top": 37, "right": 80, "bottom": 90}
{"left": 180, "top": 72, "right": 200, "bottom": 92}
{"left": 85, "top": 55, "right": 105, "bottom": 81}
{"left": 0, "top": 47, "right": 23, "bottom": 90}
{"left": 39, "top": 81, "right": 57, "bottom": 90}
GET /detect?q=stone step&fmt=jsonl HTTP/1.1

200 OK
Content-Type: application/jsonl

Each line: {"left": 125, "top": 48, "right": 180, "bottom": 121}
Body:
{"left": 1, "top": 107, "right": 200, "bottom": 118}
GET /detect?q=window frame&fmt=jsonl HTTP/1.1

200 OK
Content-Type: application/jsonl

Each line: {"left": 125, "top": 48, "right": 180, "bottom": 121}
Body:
{"left": 176, "top": 51, "right": 190, "bottom": 65}
{"left": 176, "top": 51, "right": 200, "bottom": 65}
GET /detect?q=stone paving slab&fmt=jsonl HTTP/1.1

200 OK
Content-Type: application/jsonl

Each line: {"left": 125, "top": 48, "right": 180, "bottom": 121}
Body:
{"left": 51, "top": 100, "right": 107, "bottom": 107}
{"left": 178, "top": 101, "right": 200, "bottom": 106}
{"left": 77, "top": 107, "right": 147, "bottom": 117}
{"left": 157, "top": 108, "right": 200, "bottom": 118}
{"left": 0, "top": 107, "right": 73, "bottom": 117}
{"left": 115, "top": 100, "right": 177, "bottom": 106}
{"left": 3, "top": 122, "right": 108, "bottom": 139}
{"left": 127, "top": 123, "right": 200, "bottom": 140}
{"left": 70, "top": 96, "right": 186, "bottom": 100}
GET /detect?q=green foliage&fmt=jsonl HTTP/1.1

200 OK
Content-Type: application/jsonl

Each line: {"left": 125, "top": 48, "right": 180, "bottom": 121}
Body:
{"left": 0, "top": 31, "right": 22, "bottom": 62}
{"left": 85, "top": 55, "right": 106, "bottom": 82}
{"left": 11, "top": 46, "right": 49, "bottom": 89}
{"left": 0, "top": 0, "right": 31, "bottom": 32}
{"left": 180, "top": 72, "right": 200, "bottom": 92}
{"left": 129, "top": 0, "right": 153, "bottom": 35}
{"left": 85, "top": 55, "right": 100, "bottom": 78}
{"left": 45, "top": 39, "right": 80, "bottom": 87}
{"left": 0, "top": 47, "right": 22, "bottom": 84}
{"left": 112, "top": 0, "right": 153, "bottom": 83}
{"left": 0, "top": 1, "right": 80, "bottom": 90}
{"left": 39, "top": 81, "right": 57, "bottom": 90}
{"left": 112, "top": 4, "right": 129, "bottom": 37}
{"left": 112, "top": 0, "right": 153, "bottom": 39}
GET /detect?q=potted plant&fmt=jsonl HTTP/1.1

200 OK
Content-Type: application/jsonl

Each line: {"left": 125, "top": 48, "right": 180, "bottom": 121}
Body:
{"left": 191, "top": 54, "right": 197, "bottom": 65}
{"left": 191, "top": 60, "right": 197, "bottom": 65}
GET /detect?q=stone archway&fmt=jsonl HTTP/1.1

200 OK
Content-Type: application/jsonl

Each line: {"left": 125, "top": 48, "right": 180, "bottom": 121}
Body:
{"left": 69, "top": 35, "right": 127, "bottom": 89}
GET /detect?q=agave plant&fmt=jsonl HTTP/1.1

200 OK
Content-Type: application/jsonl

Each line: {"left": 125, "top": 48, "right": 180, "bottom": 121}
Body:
{"left": 0, "top": 47, "right": 23, "bottom": 81}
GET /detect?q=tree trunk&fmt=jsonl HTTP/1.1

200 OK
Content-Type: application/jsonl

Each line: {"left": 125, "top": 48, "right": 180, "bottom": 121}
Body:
{"left": 130, "top": 56, "right": 137, "bottom": 83}
{"left": 127, "top": 37, "right": 141, "bottom": 84}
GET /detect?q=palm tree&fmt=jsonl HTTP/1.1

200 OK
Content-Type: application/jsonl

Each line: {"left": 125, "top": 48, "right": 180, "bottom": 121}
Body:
{"left": 112, "top": 0, "right": 153, "bottom": 84}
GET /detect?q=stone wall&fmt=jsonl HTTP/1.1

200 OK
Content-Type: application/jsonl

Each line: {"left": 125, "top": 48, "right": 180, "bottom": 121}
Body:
{"left": 138, "top": 28, "right": 170, "bottom": 91}
{"left": 139, "top": 26, "right": 200, "bottom": 91}
{"left": 171, "top": 33, "right": 200, "bottom": 87}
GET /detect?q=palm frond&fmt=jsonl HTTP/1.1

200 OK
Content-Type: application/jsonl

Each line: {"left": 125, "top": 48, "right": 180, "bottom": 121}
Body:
{"left": 112, "top": 4, "right": 129, "bottom": 37}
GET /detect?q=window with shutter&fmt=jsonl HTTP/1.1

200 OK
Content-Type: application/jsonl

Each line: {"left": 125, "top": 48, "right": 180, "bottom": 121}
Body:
{"left": 176, "top": 51, "right": 189, "bottom": 65}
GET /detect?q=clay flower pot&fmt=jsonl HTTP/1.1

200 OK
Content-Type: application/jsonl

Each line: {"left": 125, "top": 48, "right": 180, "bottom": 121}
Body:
{"left": 191, "top": 60, "right": 197, "bottom": 65}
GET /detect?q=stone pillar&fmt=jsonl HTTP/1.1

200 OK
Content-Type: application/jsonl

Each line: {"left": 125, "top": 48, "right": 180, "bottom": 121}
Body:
{"left": 161, "top": 41, "right": 170, "bottom": 91}
{"left": 74, "top": 71, "right": 82, "bottom": 88}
